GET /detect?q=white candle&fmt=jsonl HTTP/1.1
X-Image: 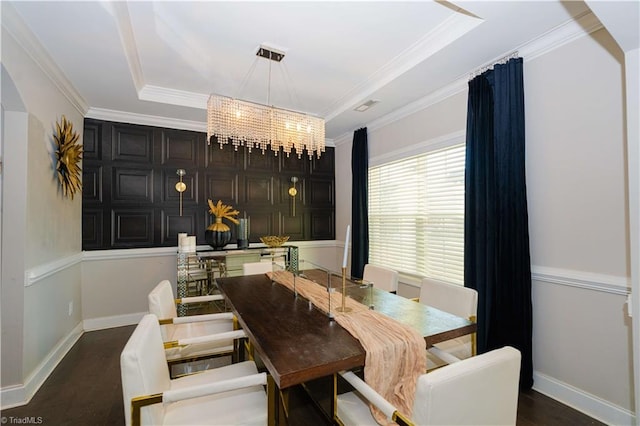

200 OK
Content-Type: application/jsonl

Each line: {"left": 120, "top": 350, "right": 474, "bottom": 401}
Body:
{"left": 342, "top": 225, "right": 351, "bottom": 268}
{"left": 178, "top": 233, "right": 188, "bottom": 251}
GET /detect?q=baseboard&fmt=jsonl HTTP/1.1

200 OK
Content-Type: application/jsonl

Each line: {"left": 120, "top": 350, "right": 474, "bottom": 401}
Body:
{"left": 82, "top": 312, "right": 145, "bottom": 331}
{"left": 533, "top": 371, "right": 636, "bottom": 425}
{"left": 0, "top": 322, "right": 83, "bottom": 410}
{"left": 1, "top": 314, "right": 144, "bottom": 409}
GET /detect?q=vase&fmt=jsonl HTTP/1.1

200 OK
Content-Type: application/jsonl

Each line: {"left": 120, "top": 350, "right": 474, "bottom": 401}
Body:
{"left": 236, "top": 218, "right": 249, "bottom": 249}
{"left": 205, "top": 217, "right": 232, "bottom": 250}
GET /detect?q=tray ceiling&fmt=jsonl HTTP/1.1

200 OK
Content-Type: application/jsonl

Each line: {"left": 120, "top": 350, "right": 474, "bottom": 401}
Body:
{"left": 4, "top": 1, "right": 595, "bottom": 140}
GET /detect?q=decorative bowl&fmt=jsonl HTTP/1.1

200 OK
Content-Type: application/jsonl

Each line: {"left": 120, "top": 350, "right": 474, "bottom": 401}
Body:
{"left": 260, "top": 235, "right": 290, "bottom": 248}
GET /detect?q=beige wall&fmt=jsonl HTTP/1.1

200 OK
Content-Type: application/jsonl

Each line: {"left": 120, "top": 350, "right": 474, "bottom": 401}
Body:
{"left": 81, "top": 252, "right": 177, "bottom": 328}
{"left": 336, "top": 27, "right": 633, "bottom": 422}
{"left": 526, "top": 30, "right": 628, "bottom": 277}
{"left": 1, "top": 22, "right": 84, "bottom": 396}
{"left": 524, "top": 27, "right": 633, "bottom": 420}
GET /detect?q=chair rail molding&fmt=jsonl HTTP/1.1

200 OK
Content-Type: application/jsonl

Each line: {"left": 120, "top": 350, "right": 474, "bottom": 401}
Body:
{"left": 24, "top": 252, "right": 83, "bottom": 287}
{"left": 393, "top": 265, "right": 630, "bottom": 297}
{"left": 531, "top": 265, "right": 630, "bottom": 296}
{"left": 82, "top": 240, "right": 337, "bottom": 262}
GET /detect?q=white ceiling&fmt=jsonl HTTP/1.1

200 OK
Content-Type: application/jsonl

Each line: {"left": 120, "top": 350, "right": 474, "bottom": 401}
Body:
{"left": 4, "top": 1, "right": 620, "bottom": 141}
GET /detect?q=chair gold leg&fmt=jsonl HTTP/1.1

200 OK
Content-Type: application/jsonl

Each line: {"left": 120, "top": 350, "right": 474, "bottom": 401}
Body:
{"left": 266, "top": 374, "right": 290, "bottom": 426}
{"left": 332, "top": 373, "right": 342, "bottom": 425}
{"left": 131, "top": 394, "right": 162, "bottom": 426}
{"left": 470, "top": 315, "right": 477, "bottom": 356}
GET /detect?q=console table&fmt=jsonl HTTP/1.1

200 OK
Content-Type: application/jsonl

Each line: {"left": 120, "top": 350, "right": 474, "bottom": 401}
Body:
{"left": 176, "top": 245, "right": 299, "bottom": 316}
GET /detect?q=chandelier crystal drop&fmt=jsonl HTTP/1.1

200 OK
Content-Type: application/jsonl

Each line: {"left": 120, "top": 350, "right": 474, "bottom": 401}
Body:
{"left": 207, "top": 95, "right": 325, "bottom": 159}
{"left": 207, "top": 44, "right": 325, "bottom": 159}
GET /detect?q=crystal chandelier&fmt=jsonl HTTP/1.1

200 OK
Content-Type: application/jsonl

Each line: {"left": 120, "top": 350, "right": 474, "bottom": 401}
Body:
{"left": 207, "top": 46, "right": 325, "bottom": 159}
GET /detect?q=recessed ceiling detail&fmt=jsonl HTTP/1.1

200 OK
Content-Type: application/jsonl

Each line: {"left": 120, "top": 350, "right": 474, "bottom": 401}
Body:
{"left": 7, "top": 0, "right": 594, "bottom": 140}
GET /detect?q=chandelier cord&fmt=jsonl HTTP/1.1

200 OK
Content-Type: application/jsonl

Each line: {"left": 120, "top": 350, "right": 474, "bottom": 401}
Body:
{"left": 235, "top": 56, "right": 260, "bottom": 99}
{"left": 267, "top": 58, "right": 272, "bottom": 106}
{"left": 281, "top": 62, "right": 304, "bottom": 115}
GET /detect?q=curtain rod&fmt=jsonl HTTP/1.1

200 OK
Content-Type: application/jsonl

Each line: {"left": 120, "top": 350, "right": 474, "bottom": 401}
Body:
{"left": 469, "top": 51, "right": 520, "bottom": 80}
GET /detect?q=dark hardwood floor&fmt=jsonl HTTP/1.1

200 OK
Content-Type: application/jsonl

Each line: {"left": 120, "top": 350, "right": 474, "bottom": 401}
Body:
{"left": 2, "top": 325, "right": 605, "bottom": 425}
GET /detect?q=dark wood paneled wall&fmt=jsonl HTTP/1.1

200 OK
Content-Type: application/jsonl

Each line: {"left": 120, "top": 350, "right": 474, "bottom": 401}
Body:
{"left": 82, "top": 118, "right": 335, "bottom": 250}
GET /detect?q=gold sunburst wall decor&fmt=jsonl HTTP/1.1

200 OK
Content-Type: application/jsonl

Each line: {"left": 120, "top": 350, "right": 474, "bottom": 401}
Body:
{"left": 54, "top": 115, "right": 82, "bottom": 199}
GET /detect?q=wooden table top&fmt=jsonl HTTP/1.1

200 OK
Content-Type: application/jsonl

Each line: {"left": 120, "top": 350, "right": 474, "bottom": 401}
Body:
{"left": 216, "top": 271, "right": 476, "bottom": 389}
{"left": 217, "top": 274, "right": 366, "bottom": 389}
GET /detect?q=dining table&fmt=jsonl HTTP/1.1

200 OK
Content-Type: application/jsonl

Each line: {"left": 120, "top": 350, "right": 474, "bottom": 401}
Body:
{"left": 215, "top": 269, "right": 476, "bottom": 425}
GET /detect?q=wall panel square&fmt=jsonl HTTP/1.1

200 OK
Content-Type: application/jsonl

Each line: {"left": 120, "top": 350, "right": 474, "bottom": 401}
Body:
{"left": 82, "top": 209, "right": 104, "bottom": 249}
{"left": 82, "top": 165, "right": 102, "bottom": 201}
{"left": 280, "top": 153, "right": 309, "bottom": 173}
{"left": 204, "top": 172, "right": 237, "bottom": 204}
{"left": 83, "top": 122, "right": 101, "bottom": 160}
{"left": 113, "top": 168, "right": 153, "bottom": 202}
{"left": 112, "top": 125, "right": 153, "bottom": 163}
{"left": 311, "top": 148, "right": 334, "bottom": 175}
{"left": 310, "top": 209, "right": 334, "bottom": 240}
{"left": 112, "top": 209, "right": 154, "bottom": 247}
{"left": 161, "top": 130, "right": 200, "bottom": 166}
{"left": 162, "top": 209, "right": 198, "bottom": 244}
{"left": 207, "top": 141, "right": 241, "bottom": 169}
{"left": 309, "top": 178, "right": 334, "bottom": 205}
{"left": 246, "top": 149, "right": 274, "bottom": 171}
{"left": 281, "top": 212, "right": 306, "bottom": 240}
{"left": 246, "top": 210, "right": 277, "bottom": 240}
{"left": 243, "top": 174, "right": 272, "bottom": 204}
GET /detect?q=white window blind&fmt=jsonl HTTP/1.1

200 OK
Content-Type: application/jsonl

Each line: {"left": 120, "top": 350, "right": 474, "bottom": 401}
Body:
{"left": 368, "top": 143, "right": 465, "bottom": 285}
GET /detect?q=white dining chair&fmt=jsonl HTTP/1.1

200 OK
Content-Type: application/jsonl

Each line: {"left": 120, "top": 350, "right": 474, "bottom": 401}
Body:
{"left": 242, "top": 261, "right": 274, "bottom": 275}
{"left": 337, "top": 346, "right": 521, "bottom": 426}
{"left": 418, "top": 277, "right": 478, "bottom": 370}
{"left": 121, "top": 314, "right": 267, "bottom": 426}
{"left": 148, "top": 280, "right": 240, "bottom": 373}
{"left": 362, "top": 264, "right": 399, "bottom": 293}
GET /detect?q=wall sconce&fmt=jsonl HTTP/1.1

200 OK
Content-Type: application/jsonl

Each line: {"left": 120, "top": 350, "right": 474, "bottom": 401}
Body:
{"left": 288, "top": 177, "right": 298, "bottom": 217}
{"left": 175, "top": 169, "right": 187, "bottom": 216}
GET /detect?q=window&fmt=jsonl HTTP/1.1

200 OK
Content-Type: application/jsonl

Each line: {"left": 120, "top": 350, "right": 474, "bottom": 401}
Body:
{"left": 368, "top": 143, "right": 465, "bottom": 284}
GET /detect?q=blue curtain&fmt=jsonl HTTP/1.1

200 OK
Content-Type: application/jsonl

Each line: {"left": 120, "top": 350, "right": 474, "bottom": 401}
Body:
{"left": 464, "top": 58, "right": 533, "bottom": 389}
{"left": 351, "top": 128, "right": 369, "bottom": 279}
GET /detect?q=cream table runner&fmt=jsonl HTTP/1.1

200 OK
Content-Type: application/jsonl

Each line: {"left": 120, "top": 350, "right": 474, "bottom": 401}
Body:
{"left": 269, "top": 270, "right": 426, "bottom": 425}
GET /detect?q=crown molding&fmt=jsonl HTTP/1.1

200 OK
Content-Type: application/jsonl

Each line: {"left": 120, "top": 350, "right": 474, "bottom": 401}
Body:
{"left": 85, "top": 106, "right": 337, "bottom": 147}
{"left": 138, "top": 85, "right": 209, "bottom": 110}
{"left": 1, "top": 2, "right": 88, "bottom": 115}
{"left": 85, "top": 107, "right": 207, "bottom": 132}
{"left": 322, "top": 13, "right": 482, "bottom": 122}
{"left": 371, "top": 76, "right": 468, "bottom": 134}
{"left": 518, "top": 10, "right": 603, "bottom": 61}
{"left": 110, "top": 1, "right": 145, "bottom": 92}
{"left": 333, "top": 11, "right": 603, "bottom": 143}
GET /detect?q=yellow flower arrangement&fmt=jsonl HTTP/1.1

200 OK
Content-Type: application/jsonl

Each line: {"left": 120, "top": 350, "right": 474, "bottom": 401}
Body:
{"left": 207, "top": 199, "right": 240, "bottom": 232}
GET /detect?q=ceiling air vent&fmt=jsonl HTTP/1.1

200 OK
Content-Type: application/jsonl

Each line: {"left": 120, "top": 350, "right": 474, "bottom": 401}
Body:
{"left": 354, "top": 100, "right": 380, "bottom": 112}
